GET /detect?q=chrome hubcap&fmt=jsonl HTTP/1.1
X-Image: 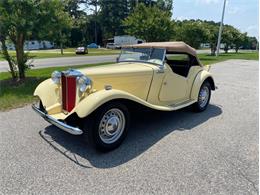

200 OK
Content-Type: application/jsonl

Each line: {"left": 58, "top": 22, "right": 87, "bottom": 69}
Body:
{"left": 198, "top": 86, "right": 209, "bottom": 108}
{"left": 99, "top": 108, "right": 125, "bottom": 144}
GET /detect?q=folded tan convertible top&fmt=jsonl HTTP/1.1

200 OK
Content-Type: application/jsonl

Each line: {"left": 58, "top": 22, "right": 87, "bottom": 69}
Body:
{"left": 125, "top": 41, "right": 197, "bottom": 56}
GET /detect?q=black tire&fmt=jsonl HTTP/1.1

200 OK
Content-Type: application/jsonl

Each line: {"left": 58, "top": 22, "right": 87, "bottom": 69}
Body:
{"left": 83, "top": 102, "right": 130, "bottom": 152}
{"left": 193, "top": 81, "right": 211, "bottom": 112}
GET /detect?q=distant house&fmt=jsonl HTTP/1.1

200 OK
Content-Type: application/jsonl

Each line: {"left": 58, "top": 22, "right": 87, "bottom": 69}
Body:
{"left": 1, "top": 40, "right": 54, "bottom": 51}
{"left": 200, "top": 43, "right": 225, "bottom": 49}
{"left": 24, "top": 40, "right": 54, "bottom": 50}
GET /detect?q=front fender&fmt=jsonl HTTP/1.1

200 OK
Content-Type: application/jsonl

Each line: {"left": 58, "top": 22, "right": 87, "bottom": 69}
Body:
{"left": 74, "top": 89, "right": 146, "bottom": 118}
{"left": 34, "top": 79, "right": 61, "bottom": 109}
{"left": 73, "top": 89, "right": 166, "bottom": 118}
{"left": 190, "top": 70, "right": 215, "bottom": 100}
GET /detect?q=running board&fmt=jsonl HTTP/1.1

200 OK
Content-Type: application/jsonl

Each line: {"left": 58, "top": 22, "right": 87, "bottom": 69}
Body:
{"left": 168, "top": 100, "right": 197, "bottom": 110}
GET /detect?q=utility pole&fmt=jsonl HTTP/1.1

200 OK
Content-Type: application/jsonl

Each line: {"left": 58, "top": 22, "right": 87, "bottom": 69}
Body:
{"left": 94, "top": 1, "right": 97, "bottom": 44}
{"left": 216, "top": 0, "right": 227, "bottom": 56}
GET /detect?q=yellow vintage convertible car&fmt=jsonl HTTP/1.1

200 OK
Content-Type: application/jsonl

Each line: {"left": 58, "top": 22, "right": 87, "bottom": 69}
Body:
{"left": 32, "top": 42, "right": 216, "bottom": 151}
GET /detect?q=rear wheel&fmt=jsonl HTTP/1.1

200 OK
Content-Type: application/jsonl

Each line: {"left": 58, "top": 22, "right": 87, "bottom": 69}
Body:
{"left": 193, "top": 81, "right": 211, "bottom": 112}
{"left": 83, "top": 102, "right": 130, "bottom": 152}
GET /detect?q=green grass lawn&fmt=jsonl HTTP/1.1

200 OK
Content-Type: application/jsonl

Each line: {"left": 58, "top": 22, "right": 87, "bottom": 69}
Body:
{"left": 0, "top": 62, "right": 113, "bottom": 110}
{"left": 0, "top": 48, "right": 120, "bottom": 61}
{"left": 0, "top": 52, "right": 258, "bottom": 111}
{"left": 198, "top": 52, "right": 259, "bottom": 65}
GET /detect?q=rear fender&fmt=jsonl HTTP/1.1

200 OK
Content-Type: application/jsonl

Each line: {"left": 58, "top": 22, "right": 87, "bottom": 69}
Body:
{"left": 190, "top": 70, "right": 215, "bottom": 100}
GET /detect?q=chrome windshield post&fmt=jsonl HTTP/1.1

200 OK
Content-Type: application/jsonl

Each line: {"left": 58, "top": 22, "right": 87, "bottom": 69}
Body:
{"left": 157, "top": 64, "right": 165, "bottom": 73}
{"left": 157, "top": 48, "right": 166, "bottom": 73}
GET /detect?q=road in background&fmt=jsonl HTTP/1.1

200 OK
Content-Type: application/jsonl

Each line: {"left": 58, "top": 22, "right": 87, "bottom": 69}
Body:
{"left": 0, "top": 60, "right": 258, "bottom": 194}
{"left": 0, "top": 55, "right": 117, "bottom": 72}
{"left": 1, "top": 49, "right": 255, "bottom": 72}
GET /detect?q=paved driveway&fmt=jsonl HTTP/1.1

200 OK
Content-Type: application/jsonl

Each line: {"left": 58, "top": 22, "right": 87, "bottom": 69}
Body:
{"left": 0, "top": 60, "right": 258, "bottom": 194}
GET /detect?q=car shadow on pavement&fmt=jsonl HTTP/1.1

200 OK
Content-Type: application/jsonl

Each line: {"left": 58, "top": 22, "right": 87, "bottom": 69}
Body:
{"left": 40, "top": 104, "right": 222, "bottom": 169}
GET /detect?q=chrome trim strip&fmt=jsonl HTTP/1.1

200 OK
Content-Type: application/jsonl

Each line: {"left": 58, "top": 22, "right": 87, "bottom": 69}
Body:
{"left": 32, "top": 104, "right": 83, "bottom": 135}
{"left": 65, "top": 75, "right": 68, "bottom": 111}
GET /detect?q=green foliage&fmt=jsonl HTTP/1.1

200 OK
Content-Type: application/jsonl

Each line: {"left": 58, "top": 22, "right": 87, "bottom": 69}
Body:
{"left": 123, "top": 3, "right": 173, "bottom": 42}
{"left": 174, "top": 20, "right": 208, "bottom": 49}
{"left": 99, "top": 0, "right": 129, "bottom": 38}
{"left": 243, "top": 36, "right": 258, "bottom": 50}
{"left": 173, "top": 19, "right": 258, "bottom": 55}
{"left": 0, "top": 0, "right": 72, "bottom": 79}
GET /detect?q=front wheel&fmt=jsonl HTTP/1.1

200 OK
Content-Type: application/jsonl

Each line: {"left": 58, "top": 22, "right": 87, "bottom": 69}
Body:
{"left": 83, "top": 102, "right": 130, "bottom": 152}
{"left": 193, "top": 81, "right": 211, "bottom": 112}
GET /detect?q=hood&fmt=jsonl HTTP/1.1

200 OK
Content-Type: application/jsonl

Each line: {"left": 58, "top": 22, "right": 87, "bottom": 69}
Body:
{"left": 78, "top": 62, "right": 154, "bottom": 100}
{"left": 78, "top": 62, "right": 154, "bottom": 77}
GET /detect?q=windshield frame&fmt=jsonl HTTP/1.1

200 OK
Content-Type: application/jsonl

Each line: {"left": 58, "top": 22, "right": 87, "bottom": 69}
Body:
{"left": 118, "top": 47, "right": 166, "bottom": 67}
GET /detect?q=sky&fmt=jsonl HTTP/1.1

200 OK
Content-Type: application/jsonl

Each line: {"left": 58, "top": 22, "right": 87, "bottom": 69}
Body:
{"left": 173, "top": 0, "right": 259, "bottom": 38}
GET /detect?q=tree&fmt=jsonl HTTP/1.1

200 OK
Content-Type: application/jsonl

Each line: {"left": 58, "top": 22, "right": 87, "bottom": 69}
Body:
{"left": 129, "top": 0, "right": 173, "bottom": 14}
{"left": 65, "top": 0, "right": 88, "bottom": 46}
{"left": 99, "top": 0, "right": 129, "bottom": 38}
{"left": 0, "top": 0, "right": 71, "bottom": 80}
{"left": 243, "top": 36, "right": 258, "bottom": 50}
{"left": 123, "top": 3, "right": 173, "bottom": 42}
{"left": 0, "top": 12, "right": 18, "bottom": 80}
{"left": 203, "top": 21, "right": 219, "bottom": 55}
{"left": 174, "top": 20, "right": 208, "bottom": 49}
{"left": 221, "top": 25, "right": 232, "bottom": 53}
{"left": 232, "top": 30, "right": 246, "bottom": 53}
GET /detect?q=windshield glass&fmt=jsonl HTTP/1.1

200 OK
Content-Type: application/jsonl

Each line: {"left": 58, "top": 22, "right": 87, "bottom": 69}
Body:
{"left": 119, "top": 48, "right": 165, "bottom": 65}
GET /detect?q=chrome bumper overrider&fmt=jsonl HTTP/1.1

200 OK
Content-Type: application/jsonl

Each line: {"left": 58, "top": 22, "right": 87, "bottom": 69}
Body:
{"left": 32, "top": 104, "right": 83, "bottom": 135}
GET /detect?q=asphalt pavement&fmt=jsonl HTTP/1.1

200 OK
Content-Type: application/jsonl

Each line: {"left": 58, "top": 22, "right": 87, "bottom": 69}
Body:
{"left": 0, "top": 55, "right": 117, "bottom": 72}
{"left": 0, "top": 60, "right": 258, "bottom": 194}
{"left": 1, "top": 49, "right": 251, "bottom": 72}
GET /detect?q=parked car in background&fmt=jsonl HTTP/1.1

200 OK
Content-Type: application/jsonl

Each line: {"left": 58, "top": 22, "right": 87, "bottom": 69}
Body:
{"left": 87, "top": 43, "right": 99, "bottom": 48}
{"left": 106, "top": 43, "right": 116, "bottom": 49}
{"left": 75, "top": 47, "right": 88, "bottom": 54}
{"left": 32, "top": 42, "right": 216, "bottom": 152}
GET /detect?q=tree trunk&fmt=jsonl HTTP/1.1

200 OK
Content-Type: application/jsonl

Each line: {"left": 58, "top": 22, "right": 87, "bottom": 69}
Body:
{"left": 235, "top": 46, "right": 239, "bottom": 53}
{"left": 15, "top": 33, "right": 25, "bottom": 79}
{"left": 0, "top": 37, "right": 17, "bottom": 80}
{"left": 59, "top": 31, "right": 64, "bottom": 55}
{"left": 210, "top": 44, "right": 216, "bottom": 56}
{"left": 60, "top": 41, "right": 64, "bottom": 55}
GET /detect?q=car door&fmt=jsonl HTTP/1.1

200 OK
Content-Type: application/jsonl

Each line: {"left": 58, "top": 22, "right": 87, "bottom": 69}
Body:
{"left": 159, "top": 53, "right": 191, "bottom": 104}
{"left": 159, "top": 66, "right": 188, "bottom": 103}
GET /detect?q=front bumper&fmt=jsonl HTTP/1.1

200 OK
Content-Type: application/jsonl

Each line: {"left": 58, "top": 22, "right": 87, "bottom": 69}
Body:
{"left": 32, "top": 104, "right": 83, "bottom": 135}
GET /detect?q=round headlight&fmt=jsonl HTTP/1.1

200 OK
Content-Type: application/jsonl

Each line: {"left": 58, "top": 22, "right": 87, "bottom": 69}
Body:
{"left": 51, "top": 71, "right": 61, "bottom": 84}
{"left": 77, "top": 76, "right": 92, "bottom": 92}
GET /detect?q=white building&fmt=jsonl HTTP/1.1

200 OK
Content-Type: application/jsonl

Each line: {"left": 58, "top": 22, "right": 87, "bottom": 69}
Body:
{"left": 1, "top": 40, "right": 54, "bottom": 50}
{"left": 24, "top": 40, "right": 54, "bottom": 50}
{"left": 114, "top": 35, "right": 144, "bottom": 46}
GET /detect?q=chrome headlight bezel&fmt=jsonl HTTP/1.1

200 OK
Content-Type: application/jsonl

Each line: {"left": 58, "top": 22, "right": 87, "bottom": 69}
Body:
{"left": 51, "top": 71, "right": 61, "bottom": 84}
{"left": 77, "top": 75, "right": 92, "bottom": 92}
